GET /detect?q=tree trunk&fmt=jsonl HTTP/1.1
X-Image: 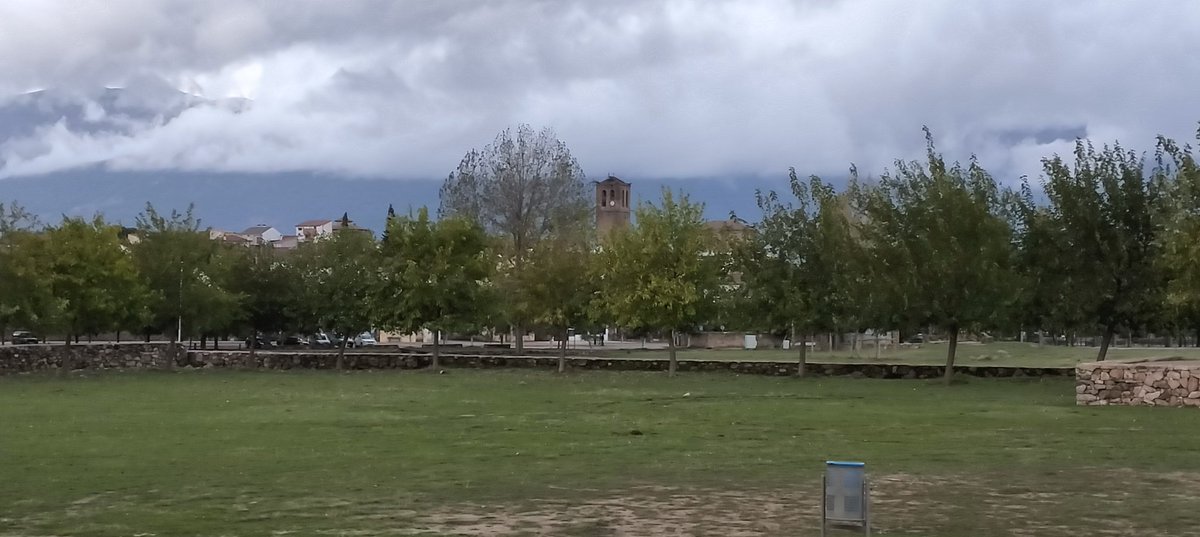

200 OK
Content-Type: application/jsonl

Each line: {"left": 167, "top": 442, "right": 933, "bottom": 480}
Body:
{"left": 115, "top": 330, "right": 121, "bottom": 344}
{"left": 431, "top": 330, "right": 441, "bottom": 369}
{"left": 144, "top": 331, "right": 151, "bottom": 343}
{"left": 61, "top": 332, "right": 73, "bottom": 377}
{"left": 1097, "top": 326, "right": 1115, "bottom": 362}
{"left": 558, "top": 327, "right": 568, "bottom": 374}
{"left": 668, "top": 329, "right": 678, "bottom": 377}
{"left": 246, "top": 335, "right": 257, "bottom": 369}
{"left": 166, "top": 331, "right": 178, "bottom": 370}
{"left": 943, "top": 325, "right": 959, "bottom": 384}
{"left": 797, "top": 330, "right": 808, "bottom": 378}
{"left": 1037, "top": 330, "right": 1045, "bottom": 347}
{"left": 875, "top": 331, "right": 881, "bottom": 360}
{"left": 514, "top": 324, "right": 524, "bottom": 353}
{"left": 336, "top": 336, "right": 347, "bottom": 371}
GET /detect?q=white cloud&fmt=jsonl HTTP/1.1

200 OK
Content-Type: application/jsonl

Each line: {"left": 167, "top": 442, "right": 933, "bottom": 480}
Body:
{"left": 1, "top": 0, "right": 1199, "bottom": 183}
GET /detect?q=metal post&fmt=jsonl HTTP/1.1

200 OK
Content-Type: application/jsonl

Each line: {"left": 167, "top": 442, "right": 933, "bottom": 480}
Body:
{"left": 820, "top": 473, "right": 827, "bottom": 537}
{"left": 864, "top": 476, "right": 871, "bottom": 536}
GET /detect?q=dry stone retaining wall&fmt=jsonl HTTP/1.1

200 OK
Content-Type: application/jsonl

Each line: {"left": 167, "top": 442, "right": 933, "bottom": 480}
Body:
{"left": 1, "top": 345, "right": 1074, "bottom": 379}
{"left": 0, "top": 343, "right": 182, "bottom": 374}
{"left": 1076, "top": 361, "right": 1200, "bottom": 407}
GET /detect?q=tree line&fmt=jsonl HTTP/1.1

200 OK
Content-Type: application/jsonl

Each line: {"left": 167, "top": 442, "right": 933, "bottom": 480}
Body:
{"left": 3, "top": 124, "right": 1200, "bottom": 380}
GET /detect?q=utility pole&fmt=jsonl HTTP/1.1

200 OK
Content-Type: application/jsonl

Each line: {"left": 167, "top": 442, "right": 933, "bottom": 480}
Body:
{"left": 176, "top": 261, "right": 183, "bottom": 343}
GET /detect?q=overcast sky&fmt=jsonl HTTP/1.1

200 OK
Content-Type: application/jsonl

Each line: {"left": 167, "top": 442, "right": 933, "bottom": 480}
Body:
{"left": 1, "top": 0, "right": 1199, "bottom": 185}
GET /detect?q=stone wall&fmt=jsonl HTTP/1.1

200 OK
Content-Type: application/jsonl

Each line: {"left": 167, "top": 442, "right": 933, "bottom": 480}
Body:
{"left": 186, "top": 350, "right": 1071, "bottom": 379}
{"left": 1076, "top": 361, "right": 1200, "bottom": 407}
{"left": 0, "top": 345, "right": 1076, "bottom": 380}
{"left": 0, "top": 343, "right": 182, "bottom": 374}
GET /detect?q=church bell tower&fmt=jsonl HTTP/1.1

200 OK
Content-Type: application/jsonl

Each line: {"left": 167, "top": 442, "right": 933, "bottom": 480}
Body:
{"left": 595, "top": 176, "right": 631, "bottom": 238}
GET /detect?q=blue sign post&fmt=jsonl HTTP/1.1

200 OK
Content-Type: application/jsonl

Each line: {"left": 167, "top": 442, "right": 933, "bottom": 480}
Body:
{"left": 822, "top": 461, "right": 870, "bottom": 536}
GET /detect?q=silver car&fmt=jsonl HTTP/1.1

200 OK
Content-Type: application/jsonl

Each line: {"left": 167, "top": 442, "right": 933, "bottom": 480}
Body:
{"left": 353, "top": 332, "right": 377, "bottom": 347}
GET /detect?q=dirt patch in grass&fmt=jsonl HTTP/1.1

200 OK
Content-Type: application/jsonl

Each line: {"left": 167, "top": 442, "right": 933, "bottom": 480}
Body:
{"left": 401, "top": 472, "right": 1200, "bottom": 537}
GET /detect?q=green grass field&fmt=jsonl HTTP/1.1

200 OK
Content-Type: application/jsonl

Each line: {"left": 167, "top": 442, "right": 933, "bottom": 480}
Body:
{"left": 596, "top": 340, "right": 1200, "bottom": 368}
{"left": 2, "top": 369, "right": 1198, "bottom": 536}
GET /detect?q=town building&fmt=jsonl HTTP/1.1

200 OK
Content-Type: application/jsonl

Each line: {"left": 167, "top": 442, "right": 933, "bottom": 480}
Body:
{"left": 295, "top": 219, "right": 334, "bottom": 242}
{"left": 242, "top": 225, "right": 283, "bottom": 245}
{"left": 595, "top": 176, "right": 632, "bottom": 238}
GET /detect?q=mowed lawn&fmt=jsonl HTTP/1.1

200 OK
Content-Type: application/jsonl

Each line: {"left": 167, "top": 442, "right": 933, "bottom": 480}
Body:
{"left": 1, "top": 370, "right": 1198, "bottom": 537}
{"left": 597, "top": 340, "right": 1200, "bottom": 367}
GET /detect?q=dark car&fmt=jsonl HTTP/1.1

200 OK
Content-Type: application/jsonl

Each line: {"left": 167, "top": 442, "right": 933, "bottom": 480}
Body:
{"left": 244, "top": 336, "right": 276, "bottom": 349}
{"left": 279, "top": 335, "right": 308, "bottom": 346}
{"left": 11, "top": 331, "right": 39, "bottom": 344}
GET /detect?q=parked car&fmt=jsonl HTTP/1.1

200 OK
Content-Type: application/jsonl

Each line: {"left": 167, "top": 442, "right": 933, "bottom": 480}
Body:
{"left": 11, "top": 331, "right": 39, "bottom": 344}
{"left": 244, "top": 335, "right": 276, "bottom": 349}
{"left": 279, "top": 335, "right": 308, "bottom": 346}
{"left": 310, "top": 333, "right": 333, "bottom": 348}
{"left": 354, "top": 332, "right": 377, "bottom": 347}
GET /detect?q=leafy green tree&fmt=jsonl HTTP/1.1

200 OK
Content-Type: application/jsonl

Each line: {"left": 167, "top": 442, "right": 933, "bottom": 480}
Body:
{"left": 227, "top": 244, "right": 299, "bottom": 365}
{"left": 854, "top": 130, "right": 1018, "bottom": 382}
{"left": 736, "top": 171, "right": 859, "bottom": 376}
{"left": 596, "top": 189, "right": 721, "bottom": 376}
{"left": 293, "top": 228, "right": 379, "bottom": 370}
{"left": 520, "top": 234, "right": 598, "bottom": 373}
{"left": 0, "top": 201, "right": 40, "bottom": 233}
{"left": 132, "top": 204, "right": 237, "bottom": 365}
{"left": 1014, "top": 185, "right": 1084, "bottom": 346}
{"left": 439, "top": 124, "right": 591, "bottom": 351}
{"left": 1156, "top": 130, "right": 1200, "bottom": 343}
{"left": 377, "top": 208, "right": 492, "bottom": 368}
{"left": 1039, "top": 140, "right": 1164, "bottom": 361}
{"left": 43, "top": 216, "right": 145, "bottom": 371}
{"left": 0, "top": 202, "right": 50, "bottom": 344}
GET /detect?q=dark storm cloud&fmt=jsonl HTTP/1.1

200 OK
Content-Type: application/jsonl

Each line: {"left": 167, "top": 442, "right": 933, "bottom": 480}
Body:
{"left": 0, "top": 0, "right": 1198, "bottom": 182}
